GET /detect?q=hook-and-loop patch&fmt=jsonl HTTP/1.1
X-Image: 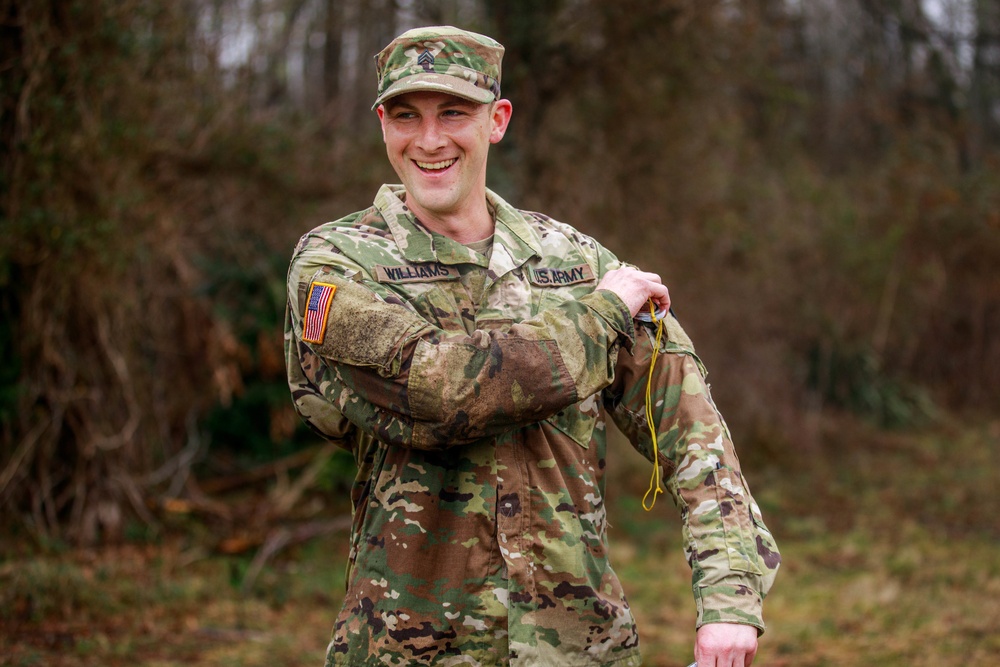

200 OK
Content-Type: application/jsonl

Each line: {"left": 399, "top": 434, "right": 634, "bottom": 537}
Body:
{"left": 303, "top": 281, "right": 338, "bottom": 344}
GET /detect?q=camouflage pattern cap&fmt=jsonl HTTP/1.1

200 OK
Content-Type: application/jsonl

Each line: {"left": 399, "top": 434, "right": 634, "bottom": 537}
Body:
{"left": 372, "top": 25, "right": 504, "bottom": 109}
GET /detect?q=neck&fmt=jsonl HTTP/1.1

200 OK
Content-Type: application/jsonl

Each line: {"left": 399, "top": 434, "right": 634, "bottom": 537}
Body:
{"left": 407, "top": 196, "right": 495, "bottom": 244}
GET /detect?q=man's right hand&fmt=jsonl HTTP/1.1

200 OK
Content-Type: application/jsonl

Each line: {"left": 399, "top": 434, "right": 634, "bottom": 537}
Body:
{"left": 595, "top": 267, "right": 671, "bottom": 317}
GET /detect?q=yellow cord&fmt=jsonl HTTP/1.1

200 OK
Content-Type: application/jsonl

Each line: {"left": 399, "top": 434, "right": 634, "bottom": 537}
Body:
{"left": 641, "top": 301, "right": 666, "bottom": 512}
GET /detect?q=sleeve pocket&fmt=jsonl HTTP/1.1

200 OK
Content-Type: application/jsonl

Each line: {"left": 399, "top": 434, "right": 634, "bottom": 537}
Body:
{"left": 713, "top": 467, "right": 764, "bottom": 576}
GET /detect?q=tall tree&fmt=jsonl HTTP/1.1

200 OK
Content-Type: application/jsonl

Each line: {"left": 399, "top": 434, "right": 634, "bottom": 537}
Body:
{"left": 322, "top": 0, "right": 344, "bottom": 107}
{"left": 971, "top": 0, "right": 1000, "bottom": 149}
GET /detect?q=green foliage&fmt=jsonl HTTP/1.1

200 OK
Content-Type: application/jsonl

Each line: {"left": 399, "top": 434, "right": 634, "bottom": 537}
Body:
{"left": 316, "top": 449, "right": 358, "bottom": 493}
{"left": 1, "top": 561, "right": 117, "bottom": 622}
{"left": 0, "top": 0, "right": 351, "bottom": 541}
{"left": 807, "top": 340, "right": 934, "bottom": 428}
{"left": 197, "top": 250, "right": 287, "bottom": 351}
{"left": 203, "top": 383, "right": 306, "bottom": 461}
{"left": 195, "top": 246, "right": 320, "bottom": 462}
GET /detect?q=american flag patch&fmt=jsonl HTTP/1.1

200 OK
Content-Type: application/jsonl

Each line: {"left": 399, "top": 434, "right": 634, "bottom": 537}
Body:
{"left": 302, "top": 281, "right": 337, "bottom": 344}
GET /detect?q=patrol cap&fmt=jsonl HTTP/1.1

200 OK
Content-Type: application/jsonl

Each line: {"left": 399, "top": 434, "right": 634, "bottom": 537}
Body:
{"left": 373, "top": 25, "right": 504, "bottom": 109}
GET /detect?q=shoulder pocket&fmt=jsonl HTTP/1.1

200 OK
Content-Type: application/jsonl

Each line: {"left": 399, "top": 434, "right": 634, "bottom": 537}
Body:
{"left": 305, "top": 272, "right": 430, "bottom": 375}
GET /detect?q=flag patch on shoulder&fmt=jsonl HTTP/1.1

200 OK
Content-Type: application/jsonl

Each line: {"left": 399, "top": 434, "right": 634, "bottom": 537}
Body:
{"left": 303, "top": 281, "right": 337, "bottom": 344}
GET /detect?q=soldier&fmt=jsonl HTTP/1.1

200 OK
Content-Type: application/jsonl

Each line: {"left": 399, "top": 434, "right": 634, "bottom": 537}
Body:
{"left": 285, "top": 25, "right": 779, "bottom": 667}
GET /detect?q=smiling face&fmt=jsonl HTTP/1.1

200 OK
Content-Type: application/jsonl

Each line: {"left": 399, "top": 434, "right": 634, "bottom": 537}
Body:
{"left": 377, "top": 91, "right": 512, "bottom": 238}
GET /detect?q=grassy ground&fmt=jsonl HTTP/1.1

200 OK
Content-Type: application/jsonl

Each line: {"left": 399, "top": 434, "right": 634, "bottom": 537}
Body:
{"left": 2, "top": 416, "right": 998, "bottom": 666}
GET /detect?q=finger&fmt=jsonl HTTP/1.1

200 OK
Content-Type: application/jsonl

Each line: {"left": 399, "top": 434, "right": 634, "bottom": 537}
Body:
{"left": 647, "top": 284, "right": 670, "bottom": 312}
{"left": 696, "top": 645, "right": 736, "bottom": 667}
{"left": 642, "top": 280, "right": 667, "bottom": 297}
{"left": 694, "top": 647, "right": 715, "bottom": 667}
{"left": 616, "top": 267, "right": 661, "bottom": 283}
{"left": 633, "top": 270, "right": 663, "bottom": 283}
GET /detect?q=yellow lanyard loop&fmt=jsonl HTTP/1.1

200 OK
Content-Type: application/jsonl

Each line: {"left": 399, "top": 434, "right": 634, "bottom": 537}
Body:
{"left": 641, "top": 301, "right": 666, "bottom": 512}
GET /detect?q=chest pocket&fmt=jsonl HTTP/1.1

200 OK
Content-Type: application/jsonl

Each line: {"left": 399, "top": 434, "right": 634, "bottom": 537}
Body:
{"left": 529, "top": 264, "right": 602, "bottom": 449}
{"left": 544, "top": 393, "right": 601, "bottom": 449}
{"left": 540, "top": 285, "right": 601, "bottom": 449}
{"left": 406, "top": 284, "right": 473, "bottom": 334}
{"left": 529, "top": 263, "right": 597, "bottom": 316}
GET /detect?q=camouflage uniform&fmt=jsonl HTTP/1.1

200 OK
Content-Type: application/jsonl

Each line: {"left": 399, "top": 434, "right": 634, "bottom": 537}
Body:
{"left": 284, "top": 185, "right": 780, "bottom": 666}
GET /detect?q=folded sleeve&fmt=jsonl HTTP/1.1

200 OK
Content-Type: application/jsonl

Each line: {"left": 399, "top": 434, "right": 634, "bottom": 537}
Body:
{"left": 605, "top": 315, "right": 780, "bottom": 633}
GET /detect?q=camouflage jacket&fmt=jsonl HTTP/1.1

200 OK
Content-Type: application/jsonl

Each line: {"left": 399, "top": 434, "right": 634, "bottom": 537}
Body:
{"left": 284, "top": 185, "right": 780, "bottom": 667}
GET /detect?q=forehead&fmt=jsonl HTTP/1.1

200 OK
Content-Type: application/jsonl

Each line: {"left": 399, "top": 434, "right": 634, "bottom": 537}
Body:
{"left": 383, "top": 91, "right": 487, "bottom": 111}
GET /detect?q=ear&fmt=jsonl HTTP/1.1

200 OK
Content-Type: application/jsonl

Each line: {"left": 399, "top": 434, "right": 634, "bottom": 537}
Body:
{"left": 489, "top": 99, "right": 513, "bottom": 144}
{"left": 376, "top": 105, "right": 387, "bottom": 142}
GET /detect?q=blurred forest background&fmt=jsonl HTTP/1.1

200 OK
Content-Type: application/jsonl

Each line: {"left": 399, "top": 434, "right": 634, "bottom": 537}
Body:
{"left": 2, "top": 0, "right": 999, "bottom": 665}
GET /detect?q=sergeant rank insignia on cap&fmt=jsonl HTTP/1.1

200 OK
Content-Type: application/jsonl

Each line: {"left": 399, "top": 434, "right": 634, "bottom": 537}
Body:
{"left": 303, "top": 281, "right": 337, "bottom": 344}
{"left": 417, "top": 49, "right": 435, "bottom": 69}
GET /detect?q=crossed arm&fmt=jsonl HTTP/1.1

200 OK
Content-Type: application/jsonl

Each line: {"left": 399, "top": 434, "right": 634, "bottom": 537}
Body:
{"left": 289, "top": 265, "right": 669, "bottom": 450}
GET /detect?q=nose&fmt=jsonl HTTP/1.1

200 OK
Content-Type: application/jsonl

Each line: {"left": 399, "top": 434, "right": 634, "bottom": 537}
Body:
{"left": 415, "top": 117, "right": 446, "bottom": 152}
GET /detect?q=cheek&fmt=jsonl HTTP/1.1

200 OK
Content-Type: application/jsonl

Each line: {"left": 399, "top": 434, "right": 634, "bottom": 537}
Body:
{"left": 384, "top": 135, "right": 406, "bottom": 161}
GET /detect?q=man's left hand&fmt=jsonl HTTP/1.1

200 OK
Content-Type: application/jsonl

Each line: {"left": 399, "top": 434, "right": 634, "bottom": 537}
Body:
{"left": 693, "top": 622, "right": 758, "bottom": 667}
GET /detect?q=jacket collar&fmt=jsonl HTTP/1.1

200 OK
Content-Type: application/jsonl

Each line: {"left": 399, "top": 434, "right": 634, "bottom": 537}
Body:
{"left": 375, "top": 184, "right": 542, "bottom": 269}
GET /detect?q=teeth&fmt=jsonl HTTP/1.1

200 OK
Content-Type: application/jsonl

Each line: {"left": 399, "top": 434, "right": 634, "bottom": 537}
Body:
{"left": 416, "top": 158, "right": 456, "bottom": 170}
